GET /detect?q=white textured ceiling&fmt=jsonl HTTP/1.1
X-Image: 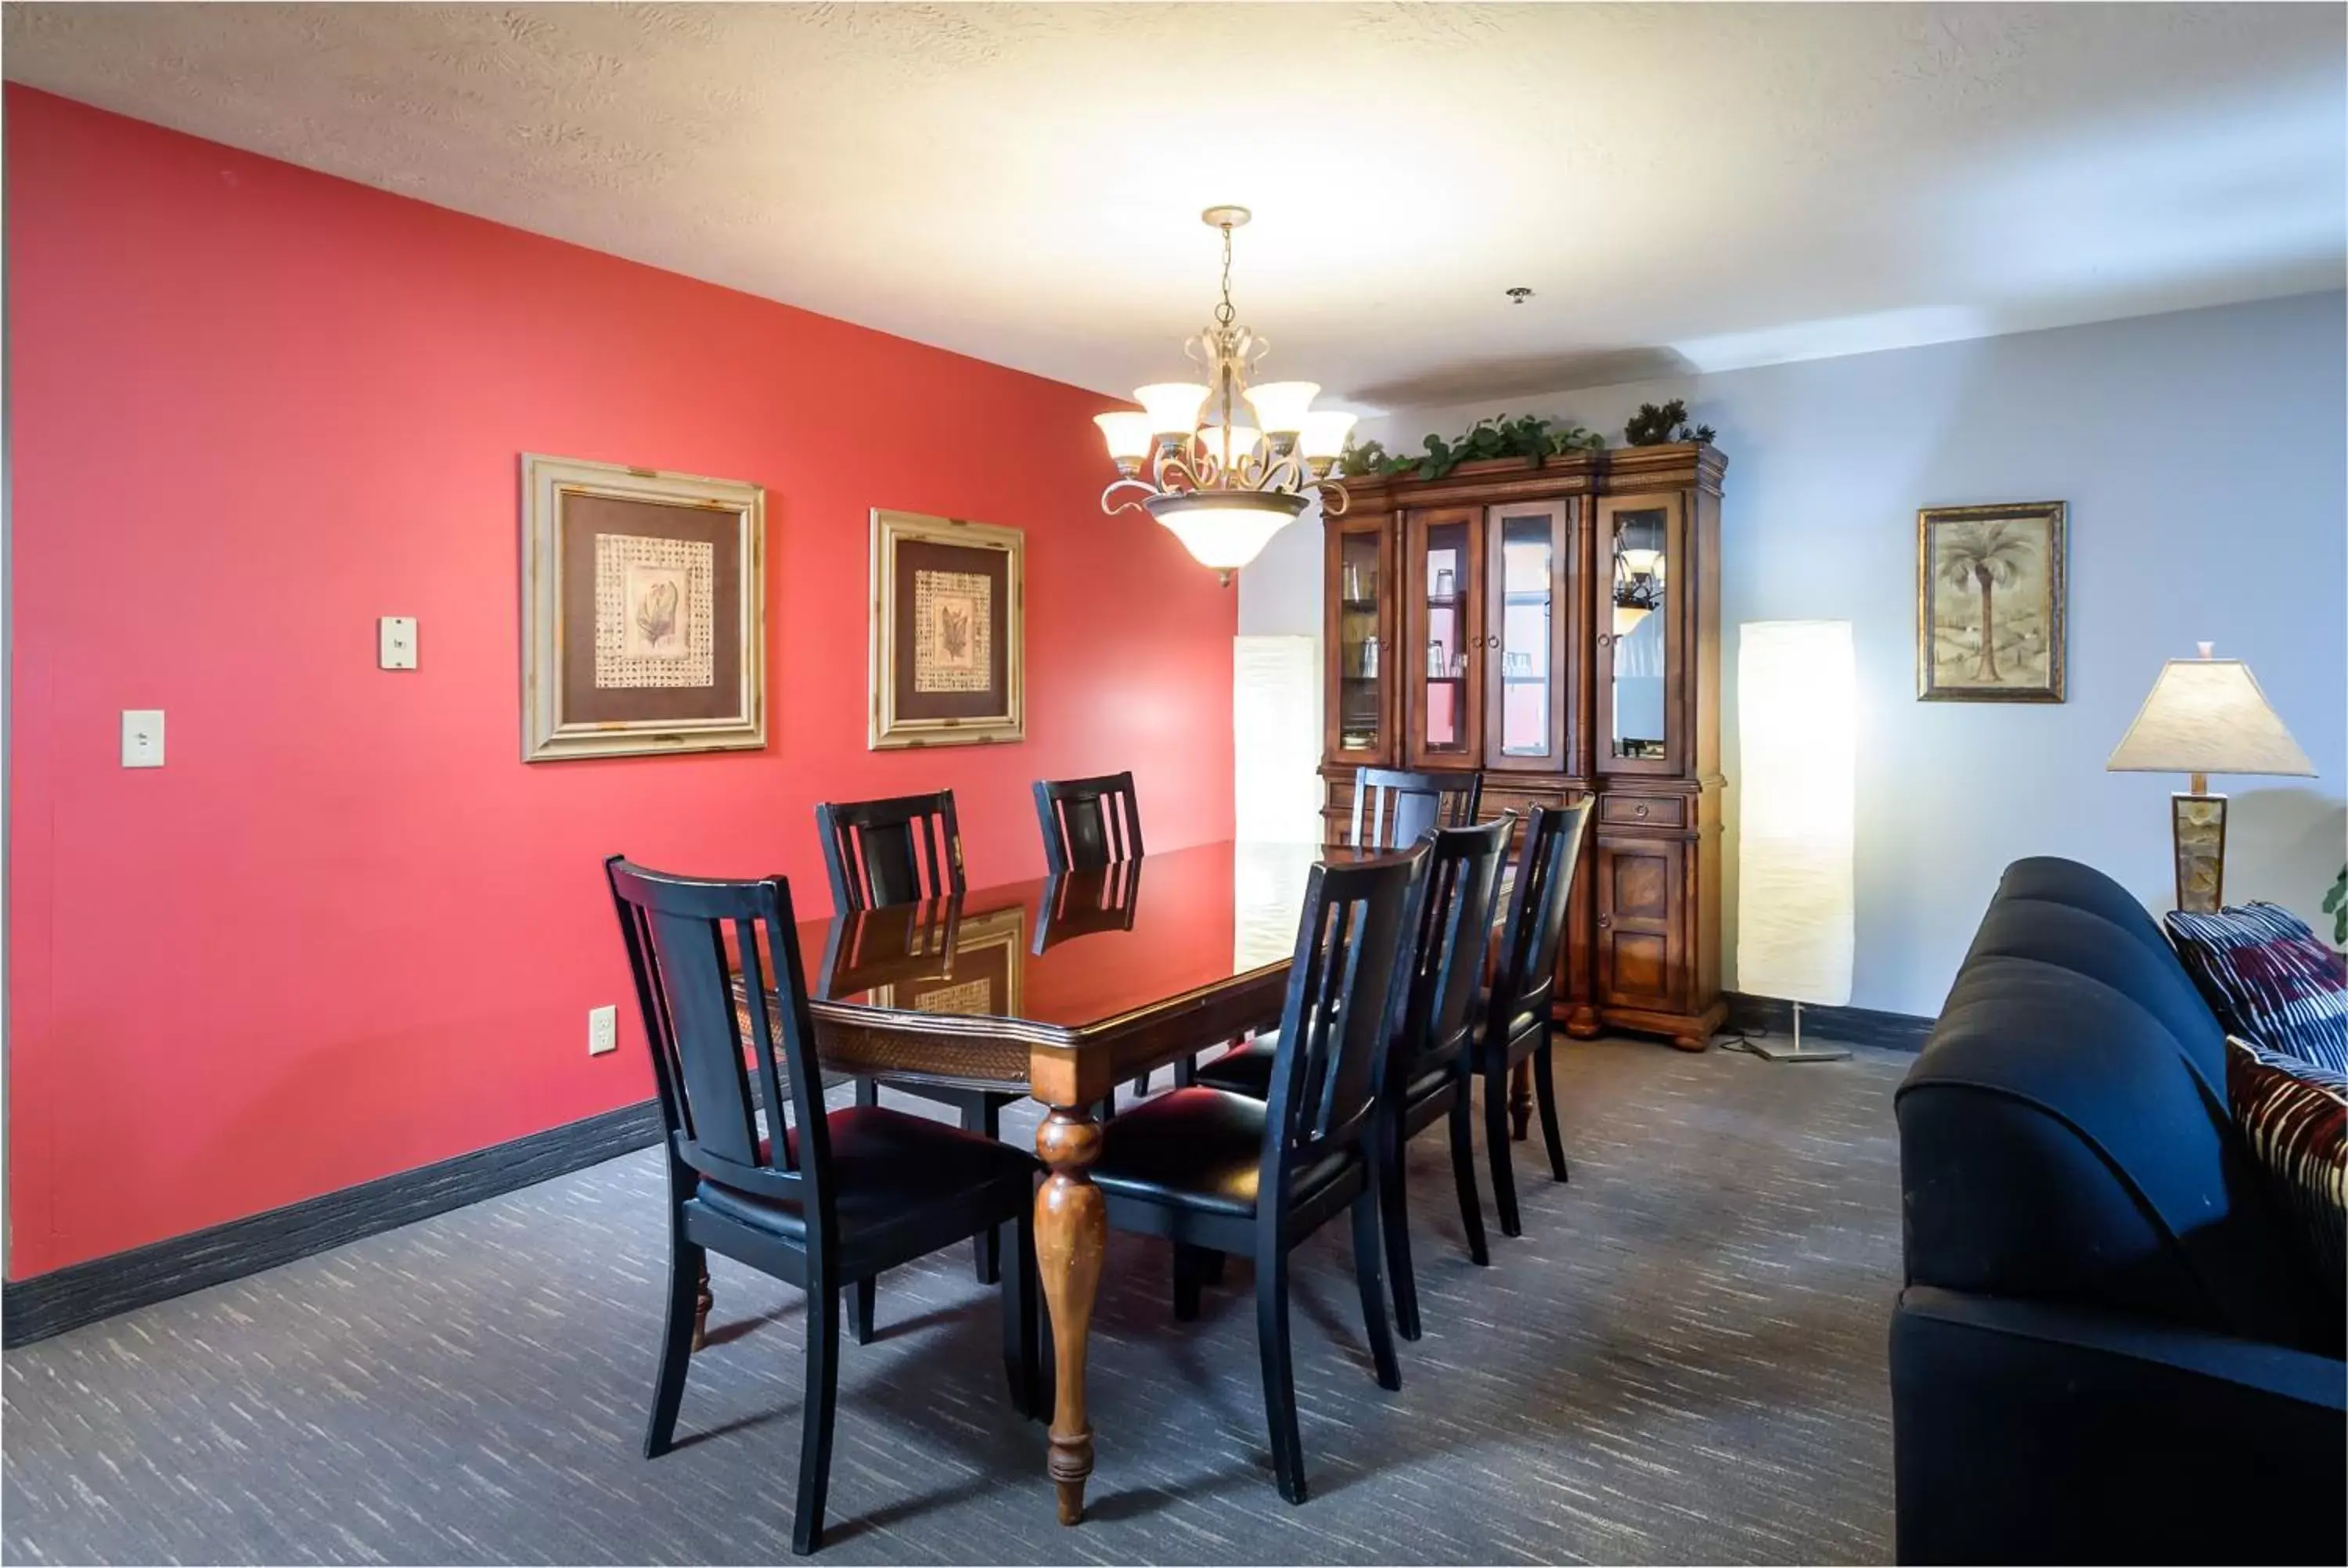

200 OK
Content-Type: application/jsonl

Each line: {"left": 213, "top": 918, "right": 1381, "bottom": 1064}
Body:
{"left": 7, "top": 2, "right": 2343, "bottom": 408}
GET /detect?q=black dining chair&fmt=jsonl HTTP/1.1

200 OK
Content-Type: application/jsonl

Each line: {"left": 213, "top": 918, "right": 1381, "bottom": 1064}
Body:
{"left": 1475, "top": 800, "right": 1593, "bottom": 1238}
{"left": 1088, "top": 844, "right": 1430, "bottom": 1505}
{"left": 1033, "top": 771, "right": 1183, "bottom": 1097}
{"left": 1194, "top": 816, "right": 1513, "bottom": 1340}
{"left": 605, "top": 857, "right": 1042, "bottom": 1556}
{"left": 1349, "top": 766, "right": 1484, "bottom": 849}
{"left": 1032, "top": 771, "right": 1144, "bottom": 873}
{"left": 815, "top": 791, "right": 1025, "bottom": 1295}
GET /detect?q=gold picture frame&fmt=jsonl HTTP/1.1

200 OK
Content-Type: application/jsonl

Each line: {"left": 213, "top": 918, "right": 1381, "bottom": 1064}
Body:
{"left": 522, "top": 454, "right": 766, "bottom": 761}
{"left": 870, "top": 508, "right": 1025, "bottom": 749}
{"left": 1916, "top": 500, "right": 2067, "bottom": 703}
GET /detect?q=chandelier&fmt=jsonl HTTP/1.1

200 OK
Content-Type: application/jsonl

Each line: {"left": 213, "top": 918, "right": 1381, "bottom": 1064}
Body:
{"left": 1092, "top": 207, "right": 1356, "bottom": 583}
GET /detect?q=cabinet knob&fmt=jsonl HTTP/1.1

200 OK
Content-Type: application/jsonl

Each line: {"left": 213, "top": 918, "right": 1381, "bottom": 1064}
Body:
{"left": 1598, "top": 914, "right": 1612, "bottom": 929}
{"left": 1633, "top": 804, "right": 1650, "bottom": 818}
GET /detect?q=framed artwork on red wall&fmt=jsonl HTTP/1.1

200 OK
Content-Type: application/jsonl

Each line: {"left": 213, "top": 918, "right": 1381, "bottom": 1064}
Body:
{"left": 520, "top": 453, "right": 767, "bottom": 761}
{"left": 869, "top": 508, "right": 1026, "bottom": 749}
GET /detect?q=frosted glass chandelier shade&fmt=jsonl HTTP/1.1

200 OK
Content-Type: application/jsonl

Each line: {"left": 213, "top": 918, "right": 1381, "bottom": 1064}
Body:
{"left": 1134, "top": 382, "right": 1212, "bottom": 435}
{"left": 1736, "top": 620, "right": 1856, "bottom": 1008}
{"left": 1093, "top": 412, "right": 1154, "bottom": 462}
{"left": 1298, "top": 409, "right": 1358, "bottom": 460}
{"left": 1148, "top": 494, "right": 1304, "bottom": 572}
{"left": 1243, "top": 380, "right": 1321, "bottom": 435}
{"left": 2106, "top": 649, "right": 2314, "bottom": 778}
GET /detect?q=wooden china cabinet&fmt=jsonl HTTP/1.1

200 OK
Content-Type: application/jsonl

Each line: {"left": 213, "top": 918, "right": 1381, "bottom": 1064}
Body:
{"left": 1320, "top": 441, "right": 1727, "bottom": 1051}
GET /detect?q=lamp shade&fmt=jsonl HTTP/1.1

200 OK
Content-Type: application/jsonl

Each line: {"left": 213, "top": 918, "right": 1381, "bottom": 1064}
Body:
{"left": 1736, "top": 620, "right": 1856, "bottom": 1008}
{"left": 2106, "top": 649, "right": 2314, "bottom": 777}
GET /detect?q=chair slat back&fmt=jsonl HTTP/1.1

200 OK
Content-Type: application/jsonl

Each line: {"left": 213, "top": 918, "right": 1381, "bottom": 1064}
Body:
{"left": 816, "top": 791, "right": 966, "bottom": 911}
{"left": 1033, "top": 771, "right": 1144, "bottom": 872}
{"left": 1489, "top": 801, "right": 1594, "bottom": 1027}
{"left": 1350, "top": 767, "right": 1483, "bottom": 849}
{"left": 606, "top": 858, "right": 834, "bottom": 1231}
{"left": 1395, "top": 815, "right": 1514, "bottom": 1075}
{"left": 1260, "top": 847, "right": 1430, "bottom": 1205}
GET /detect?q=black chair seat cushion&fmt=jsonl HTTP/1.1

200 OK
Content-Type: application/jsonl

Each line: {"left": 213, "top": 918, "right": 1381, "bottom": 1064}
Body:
{"left": 1192, "top": 1038, "right": 1276, "bottom": 1096}
{"left": 1471, "top": 986, "right": 1544, "bottom": 1065}
{"left": 1091, "top": 1087, "right": 1351, "bottom": 1217}
{"left": 1197, "top": 1036, "right": 1453, "bottom": 1106}
{"left": 693, "top": 1105, "right": 1037, "bottom": 1252}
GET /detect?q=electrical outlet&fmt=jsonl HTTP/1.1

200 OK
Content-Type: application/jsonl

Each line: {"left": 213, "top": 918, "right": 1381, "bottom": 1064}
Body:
{"left": 121, "top": 710, "right": 165, "bottom": 768}
{"left": 378, "top": 616, "right": 418, "bottom": 671}
{"left": 588, "top": 1004, "right": 618, "bottom": 1056}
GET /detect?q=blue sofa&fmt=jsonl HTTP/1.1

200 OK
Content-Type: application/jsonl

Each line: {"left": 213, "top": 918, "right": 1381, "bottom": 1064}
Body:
{"left": 1892, "top": 857, "right": 2345, "bottom": 1565}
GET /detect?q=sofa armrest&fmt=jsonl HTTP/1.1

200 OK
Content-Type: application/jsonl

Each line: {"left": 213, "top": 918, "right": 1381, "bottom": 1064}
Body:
{"left": 1892, "top": 1286, "right": 2345, "bottom": 1566}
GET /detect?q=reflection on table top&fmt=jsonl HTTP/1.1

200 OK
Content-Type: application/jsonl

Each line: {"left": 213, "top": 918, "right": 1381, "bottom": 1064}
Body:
{"left": 803, "top": 840, "right": 1393, "bottom": 1035}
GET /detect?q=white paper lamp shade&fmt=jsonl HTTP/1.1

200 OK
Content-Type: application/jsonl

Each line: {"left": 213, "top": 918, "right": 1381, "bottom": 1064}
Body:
{"left": 1736, "top": 620, "right": 1856, "bottom": 1008}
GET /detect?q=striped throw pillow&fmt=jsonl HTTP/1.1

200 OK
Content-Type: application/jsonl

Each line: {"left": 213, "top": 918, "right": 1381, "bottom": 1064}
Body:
{"left": 2166, "top": 903, "right": 2348, "bottom": 1074}
{"left": 2226, "top": 1035, "right": 2346, "bottom": 1306}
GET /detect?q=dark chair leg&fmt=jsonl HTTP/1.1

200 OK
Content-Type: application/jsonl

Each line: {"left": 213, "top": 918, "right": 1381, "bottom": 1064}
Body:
{"left": 1532, "top": 1036, "right": 1569, "bottom": 1184}
{"left": 1447, "top": 1086, "right": 1490, "bottom": 1267}
{"left": 643, "top": 1229, "right": 703, "bottom": 1458}
{"left": 1485, "top": 1067, "right": 1522, "bottom": 1239}
{"left": 1128, "top": 1072, "right": 1152, "bottom": 1098}
{"left": 1351, "top": 1188, "right": 1402, "bottom": 1390}
{"left": 971, "top": 1100, "right": 1003, "bottom": 1284}
{"left": 999, "top": 1210, "right": 1041, "bottom": 1419}
{"left": 1380, "top": 1121, "right": 1422, "bottom": 1341}
{"left": 847, "top": 1275, "right": 877, "bottom": 1346}
{"left": 854, "top": 1077, "right": 878, "bottom": 1109}
{"left": 1200, "top": 1249, "right": 1227, "bottom": 1286}
{"left": 1255, "top": 1242, "right": 1306, "bottom": 1505}
{"left": 1173, "top": 1052, "right": 1198, "bottom": 1088}
{"left": 1172, "top": 1243, "right": 1205, "bottom": 1322}
{"left": 793, "top": 1281, "right": 841, "bottom": 1555}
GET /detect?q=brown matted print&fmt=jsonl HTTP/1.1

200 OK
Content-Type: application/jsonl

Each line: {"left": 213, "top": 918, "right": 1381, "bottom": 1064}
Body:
{"left": 870, "top": 509, "right": 1025, "bottom": 749}
{"left": 1916, "top": 499, "right": 2066, "bottom": 703}
{"left": 522, "top": 454, "right": 766, "bottom": 760}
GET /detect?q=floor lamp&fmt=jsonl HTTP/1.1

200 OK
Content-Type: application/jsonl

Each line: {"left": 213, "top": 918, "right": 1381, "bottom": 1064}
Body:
{"left": 1735, "top": 620, "right": 1856, "bottom": 1062}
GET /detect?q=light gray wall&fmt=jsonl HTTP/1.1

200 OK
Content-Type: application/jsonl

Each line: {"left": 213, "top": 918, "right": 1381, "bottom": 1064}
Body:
{"left": 1241, "top": 291, "right": 2348, "bottom": 1018}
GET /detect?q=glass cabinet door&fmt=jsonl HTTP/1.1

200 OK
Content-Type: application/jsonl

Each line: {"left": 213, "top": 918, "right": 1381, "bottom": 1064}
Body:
{"left": 1329, "top": 523, "right": 1388, "bottom": 761}
{"left": 1482, "top": 500, "right": 1573, "bottom": 772}
{"left": 1596, "top": 494, "right": 1685, "bottom": 774}
{"left": 1406, "top": 507, "right": 1481, "bottom": 768}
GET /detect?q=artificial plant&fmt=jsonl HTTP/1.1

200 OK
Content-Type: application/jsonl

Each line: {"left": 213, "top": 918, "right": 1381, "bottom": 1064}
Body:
{"left": 1338, "top": 413, "right": 1606, "bottom": 481}
{"left": 1622, "top": 398, "right": 1716, "bottom": 447}
{"left": 2325, "top": 864, "right": 2346, "bottom": 948}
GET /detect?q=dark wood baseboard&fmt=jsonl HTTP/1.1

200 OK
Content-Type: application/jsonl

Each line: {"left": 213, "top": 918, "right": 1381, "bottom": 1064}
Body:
{"left": 2, "top": 1099, "right": 664, "bottom": 1348}
{"left": 1722, "top": 991, "right": 1935, "bottom": 1053}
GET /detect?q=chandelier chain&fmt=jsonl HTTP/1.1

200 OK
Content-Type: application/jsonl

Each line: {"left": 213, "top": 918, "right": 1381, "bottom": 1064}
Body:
{"left": 1215, "top": 221, "right": 1236, "bottom": 329}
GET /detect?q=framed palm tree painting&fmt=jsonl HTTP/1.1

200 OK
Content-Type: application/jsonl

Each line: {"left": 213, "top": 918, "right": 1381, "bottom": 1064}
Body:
{"left": 1917, "top": 501, "right": 2066, "bottom": 703}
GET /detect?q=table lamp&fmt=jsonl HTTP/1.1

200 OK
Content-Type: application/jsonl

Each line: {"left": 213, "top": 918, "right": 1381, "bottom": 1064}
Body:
{"left": 1735, "top": 620, "right": 1856, "bottom": 1061}
{"left": 2105, "top": 642, "right": 2314, "bottom": 912}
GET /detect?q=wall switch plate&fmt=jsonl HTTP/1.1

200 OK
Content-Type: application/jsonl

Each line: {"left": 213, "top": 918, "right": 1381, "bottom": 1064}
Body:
{"left": 121, "top": 710, "right": 165, "bottom": 768}
{"left": 378, "top": 616, "right": 418, "bottom": 671}
{"left": 588, "top": 1004, "right": 618, "bottom": 1056}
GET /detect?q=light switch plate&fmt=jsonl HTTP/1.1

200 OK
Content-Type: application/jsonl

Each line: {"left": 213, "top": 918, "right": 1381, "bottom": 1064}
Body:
{"left": 588, "top": 1005, "right": 618, "bottom": 1056}
{"left": 121, "top": 710, "right": 165, "bottom": 768}
{"left": 378, "top": 616, "right": 418, "bottom": 671}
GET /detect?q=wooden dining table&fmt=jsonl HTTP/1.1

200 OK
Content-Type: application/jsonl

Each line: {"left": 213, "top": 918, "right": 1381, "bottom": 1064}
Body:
{"left": 727, "top": 837, "right": 1527, "bottom": 1527}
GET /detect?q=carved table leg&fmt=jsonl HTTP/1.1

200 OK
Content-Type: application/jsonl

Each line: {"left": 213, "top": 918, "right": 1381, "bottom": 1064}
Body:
{"left": 1508, "top": 1058, "right": 1533, "bottom": 1141}
{"left": 1035, "top": 1104, "right": 1106, "bottom": 1526}
{"left": 693, "top": 1263, "right": 712, "bottom": 1353}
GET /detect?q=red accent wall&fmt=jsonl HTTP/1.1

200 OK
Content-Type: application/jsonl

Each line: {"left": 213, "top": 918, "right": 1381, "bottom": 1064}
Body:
{"left": 3, "top": 88, "right": 1236, "bottom": 1278}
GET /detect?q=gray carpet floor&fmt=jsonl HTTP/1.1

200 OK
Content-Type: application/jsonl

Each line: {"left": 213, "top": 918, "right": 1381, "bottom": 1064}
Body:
{"left": 2, "top": 1038, "right": 1908, "bottom": 1565}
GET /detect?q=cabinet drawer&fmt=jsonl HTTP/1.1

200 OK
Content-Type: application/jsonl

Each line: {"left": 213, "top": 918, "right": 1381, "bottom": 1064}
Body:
{"left": 1599, "top": 793, "right": 1685, "bottom": 829}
